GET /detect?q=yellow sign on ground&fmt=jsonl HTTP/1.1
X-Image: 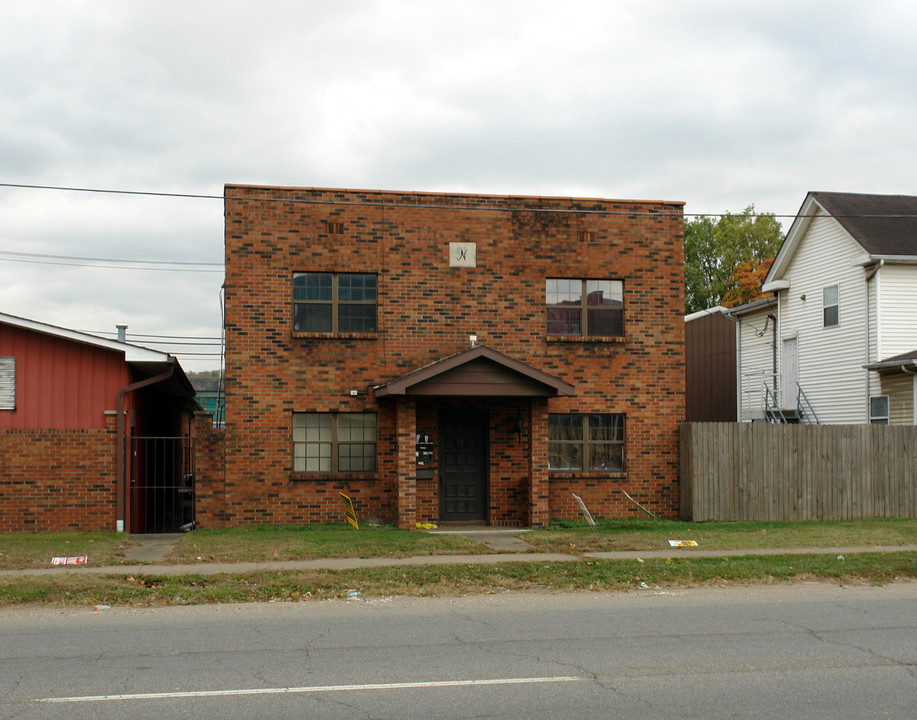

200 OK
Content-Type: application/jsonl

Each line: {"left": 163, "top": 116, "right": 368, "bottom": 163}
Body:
{"left": 339, "top": 492, "right": 359, "bottom": 530}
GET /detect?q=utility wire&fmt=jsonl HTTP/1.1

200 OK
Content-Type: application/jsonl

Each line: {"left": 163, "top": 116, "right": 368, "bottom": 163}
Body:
{"left": 0, "top": 249, "right": 221, "bottom": 266}
{"left": 9, "top": 180, "right": 913, "bottom": 220}
{"left": 0, "top": 255, "right": 223, "bottom": 272}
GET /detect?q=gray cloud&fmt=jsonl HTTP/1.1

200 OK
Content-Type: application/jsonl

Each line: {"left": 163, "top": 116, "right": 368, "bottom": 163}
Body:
{"left": 1, "top": 0, "right": 916, "bottom": 369}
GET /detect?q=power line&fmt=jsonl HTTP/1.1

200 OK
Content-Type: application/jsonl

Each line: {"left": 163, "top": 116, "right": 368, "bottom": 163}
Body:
{"left": 0, "top": 254, "right": 223, "bottom": 272}
{"left": 87, "top": 330, "right": 222, "bottom": 340}
{"left": 0, "top": 179, "right": 868, "bottom": 220}
{"left": 0, "top": 249, "right": 221, "bottom": 267}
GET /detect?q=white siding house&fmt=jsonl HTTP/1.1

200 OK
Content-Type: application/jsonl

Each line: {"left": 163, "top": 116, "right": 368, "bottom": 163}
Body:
{"left": 730, "top": 298, "right": 777, "bottom": 422}
{"left": 736, "top": 192, "right": 917, "bottom": 425}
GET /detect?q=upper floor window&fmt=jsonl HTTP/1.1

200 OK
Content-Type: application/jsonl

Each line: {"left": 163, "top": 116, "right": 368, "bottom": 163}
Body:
{"left": 823, "top": 284, "right": 839, "bottom": 327}
{"left": 546, "top": 279, "right": 624, "bottom": 337}
{"left": 548, "top": 413, "right": 625, "bottom": 472}
{"left": 293, "top": 273, "right": 377, "bottom": 333}
{"left": 293, "top": 412, "right": 377, "bottom": 473}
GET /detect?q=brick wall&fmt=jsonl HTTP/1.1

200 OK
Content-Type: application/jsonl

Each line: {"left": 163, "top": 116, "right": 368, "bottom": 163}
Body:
{"left": 0, "top": 420, "right": 117, "bottom": 532}
{"left": 220, "top": 186, "right": 685, "bottom": 527}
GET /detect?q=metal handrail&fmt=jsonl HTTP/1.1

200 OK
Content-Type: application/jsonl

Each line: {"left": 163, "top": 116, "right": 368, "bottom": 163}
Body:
{"left": 796, "top": 383, "right": 820, "bottom": 425}
{"left": 764, "top": 382, "right": 787, "bottom": 423}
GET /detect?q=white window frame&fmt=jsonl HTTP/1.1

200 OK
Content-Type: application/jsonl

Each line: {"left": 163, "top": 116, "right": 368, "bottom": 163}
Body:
{"left": 869, "top": 395, "right": 889, "bottom": 425}
{"left": 823, "top": 284, "right": 839, "bottom": 327}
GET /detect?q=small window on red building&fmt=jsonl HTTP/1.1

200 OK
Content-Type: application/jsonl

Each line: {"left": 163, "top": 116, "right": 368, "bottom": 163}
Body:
{"left": 0, "top": 357, "right": 14, "bottom": 410}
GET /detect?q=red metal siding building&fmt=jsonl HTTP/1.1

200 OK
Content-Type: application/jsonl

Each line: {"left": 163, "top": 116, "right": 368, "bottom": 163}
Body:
{"left": 213, "top": 185, "right": 685, "bottom": 529}
{"left": 0, "top": 314, "right": 198, "bottom": 533}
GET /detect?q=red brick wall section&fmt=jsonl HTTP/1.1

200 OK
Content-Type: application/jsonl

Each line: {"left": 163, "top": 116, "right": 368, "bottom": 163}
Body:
{"left": 395, "top": 398, "right": 417, "bottom": 529}
{"left": 222, "top": 186, "right": 685, "bottom": 527}
{"left": 190, "top": 412, "right": 227, "bottom": 529}
{"left": 0, "top": 424, "right": 117, "bottom": 533}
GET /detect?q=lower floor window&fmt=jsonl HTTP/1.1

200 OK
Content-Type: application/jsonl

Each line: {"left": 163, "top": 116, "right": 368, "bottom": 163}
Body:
{"left": 293, "top": 412, "right": 377, "bottom": 472}
{"left": 549, "top": 413, "right": 625, "bottom": 471}
{"left": 869, "top": 396, "right": 889, "bottom": 425}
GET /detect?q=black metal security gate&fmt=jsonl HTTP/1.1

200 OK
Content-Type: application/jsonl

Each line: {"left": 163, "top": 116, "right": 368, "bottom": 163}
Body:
{"left": 128, "top": 436, "right": 195, "bottom": 534}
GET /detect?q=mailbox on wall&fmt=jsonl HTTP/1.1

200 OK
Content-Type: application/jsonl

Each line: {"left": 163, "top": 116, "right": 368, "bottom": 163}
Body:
{"left": 416, "top": 434, "right": 435, "bottom": 478}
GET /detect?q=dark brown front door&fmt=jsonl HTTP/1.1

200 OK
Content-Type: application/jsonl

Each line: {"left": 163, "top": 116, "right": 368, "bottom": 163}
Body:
{"left": 439, "top": 412, "right": 487, "bottom": 521}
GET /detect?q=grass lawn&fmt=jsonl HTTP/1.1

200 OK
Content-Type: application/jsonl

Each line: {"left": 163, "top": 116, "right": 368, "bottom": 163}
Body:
{"left": 2, "top": 518, "right": 915, "bottom": 570}
{"left": 524, "top": 517, "right": 917, "bottom": 554}
{"left": 169, "top": 524, "right": 491, "bottom": 564}
{"left": 0, "top": 532, "right": 129, "bottom": 570}
{"left": 2, "top": 552, "right": 916, "bottom": 607}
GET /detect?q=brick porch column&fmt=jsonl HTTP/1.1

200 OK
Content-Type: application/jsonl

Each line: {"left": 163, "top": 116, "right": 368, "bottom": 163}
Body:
{"left": 395, "top": 397, "right": 417, "bottom": 530}
{"left": 528, "top": 398, "right": 549, "bottom": 527}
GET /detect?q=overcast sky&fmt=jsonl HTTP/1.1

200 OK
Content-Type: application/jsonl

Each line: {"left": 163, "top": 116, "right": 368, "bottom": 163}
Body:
{"left": 1, "top": 1, "right": 915, "bottom": 370}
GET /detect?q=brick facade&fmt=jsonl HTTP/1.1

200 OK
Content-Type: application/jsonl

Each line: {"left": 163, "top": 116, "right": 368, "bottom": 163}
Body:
{"left": 0, "top": 415, "right": 118, "bottom": 533}
{"left": 218, "top": 185, "right": 685, "bottom": 528}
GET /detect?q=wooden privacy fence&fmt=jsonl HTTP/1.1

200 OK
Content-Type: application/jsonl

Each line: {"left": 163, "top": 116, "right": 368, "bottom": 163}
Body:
{"left": 681, "top": 423, "right": 917, "bottom": 521}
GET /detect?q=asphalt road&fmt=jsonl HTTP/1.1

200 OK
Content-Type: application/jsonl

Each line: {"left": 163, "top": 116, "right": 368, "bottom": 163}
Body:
{"left": 2, "top": 583, "right": 915, "bottom": 719}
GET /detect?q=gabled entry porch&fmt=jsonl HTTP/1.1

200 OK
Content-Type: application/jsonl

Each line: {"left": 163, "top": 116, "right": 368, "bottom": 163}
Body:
{"left": 373, "top": 346, "right": 574, "bottom": 529}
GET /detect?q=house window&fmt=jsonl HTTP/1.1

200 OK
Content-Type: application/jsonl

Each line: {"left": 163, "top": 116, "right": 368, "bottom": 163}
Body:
{"left": 0, "top": 357, "right": 14, "bottom": 410}
{"left": 823, "top": 284, "right": 839, "bottom": 327}
{"left": 869, "top": 396, "right": 889, "bottom": 425}
{"left": 293, "top": 273, "right": 377, "bottom": 333}
{"left": 546, "top": 279, "right": 624, "bottom": 336}
{"left": 548, "top": 413, "right": 625, "bottom": 471}
{"left": 293, "top": 412, "right": 377, "bottom": 473}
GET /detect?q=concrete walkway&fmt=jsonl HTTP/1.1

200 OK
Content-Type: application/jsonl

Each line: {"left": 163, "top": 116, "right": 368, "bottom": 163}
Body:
{"left": 2, "top": 535, "right": 915, "bottom": 578}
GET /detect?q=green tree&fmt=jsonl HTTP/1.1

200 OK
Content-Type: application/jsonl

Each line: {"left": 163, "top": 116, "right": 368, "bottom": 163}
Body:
{"left": 684, "top": 205, "right": 784, "bottom": 315}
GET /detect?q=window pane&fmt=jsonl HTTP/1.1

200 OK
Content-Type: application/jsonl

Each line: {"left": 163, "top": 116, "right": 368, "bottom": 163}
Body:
{"left": 549, "top": 443, "right": 582, "bottom": 470}
{"left": 587, "top": 308, "right": 623, "bottom": 336}
{"left": 295, "top": 304, "right": 332, "bottom": 332}
{"left": 546, "top": 278, "right": 581, "bottom": 306}
{"left": 823, "top": 305, "right": 839, "bottom": 327}
{"left": 549, "top": 414, "right": 583, "bottom": 441}
{"left": 339, "top": 443, "right": 376, "bottom": 472}
{"left": 823, "top": 285, "right": 839, "bottom": 305}
{"left": 547, "top": 307, "right": 581, "bottom": 335}
{"left": 870, "top": 396, "right": 889, "bottom": 419}
{"left": 339, "top": 304, "right": 377, "bottom": 332}
{"left": 588, "top": 443, "right": 624, "bottom": 471}
{"left": 305, "top": 414, "right": 332, "bottom": 442}
{"left": 339, "top": 274, "right": 377, "bottom": 302}
{"left": 588, "top": 414, "right": 625, "bottom": 442}
{"left": 294, "top": 273, "right": 332, "bottom": 301}
{"left": 586, "top": 280, "right": 622, "bottom": 306}
{"left": 338, "top": 413, "right": 376, "bottom": 441}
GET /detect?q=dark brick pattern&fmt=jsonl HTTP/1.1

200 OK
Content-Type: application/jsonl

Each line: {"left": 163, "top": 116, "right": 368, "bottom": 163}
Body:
{"left": 213, "top": 186, "right": 685, "bottom": 528}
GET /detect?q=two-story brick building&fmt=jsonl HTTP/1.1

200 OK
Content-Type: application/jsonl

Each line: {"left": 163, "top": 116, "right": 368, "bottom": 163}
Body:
{"left": 212, "top": 185, "right": 684, "bottom": 529}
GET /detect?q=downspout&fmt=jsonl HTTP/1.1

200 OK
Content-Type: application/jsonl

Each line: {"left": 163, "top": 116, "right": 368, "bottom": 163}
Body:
{"left": 865, "top": 260, "right": 884, "bottom": 423}
{"left": 766, "top": 314, "right": 778, "bottom": 394}
{"left": 116, "top": 358, "right": 176, "bottom": 532}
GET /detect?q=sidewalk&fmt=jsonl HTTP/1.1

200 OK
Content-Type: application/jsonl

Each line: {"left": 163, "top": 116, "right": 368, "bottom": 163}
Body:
{"left": 2, "top": 533, "right": 915, "bottom": 578}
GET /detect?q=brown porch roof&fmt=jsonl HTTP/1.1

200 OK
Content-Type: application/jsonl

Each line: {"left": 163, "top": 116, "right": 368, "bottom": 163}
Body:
{"left": 864, "top": 349, "right": 917, "bottom": 372}
{"left": 373, "top": 345, "right": 575, "bottom": 398}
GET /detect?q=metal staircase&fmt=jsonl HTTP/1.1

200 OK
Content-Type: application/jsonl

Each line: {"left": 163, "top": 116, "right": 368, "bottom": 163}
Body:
{"left": 764, "top": 381, "right": 820, "bottom": 424}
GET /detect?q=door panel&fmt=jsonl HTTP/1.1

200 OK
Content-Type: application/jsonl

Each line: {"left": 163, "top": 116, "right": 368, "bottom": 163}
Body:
{"left": 439, "top": 412, "right": 487, "bottom": 521}
{"left": 782, "top": 337, "right": 798, "bottom": 408}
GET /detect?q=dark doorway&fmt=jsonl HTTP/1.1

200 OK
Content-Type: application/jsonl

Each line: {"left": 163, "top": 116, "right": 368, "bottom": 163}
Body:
{"left": 128, "top": 436, "right": 195, "bottom": 533}
{"left": 439, "top": 411, "right": 488, "bottom": 522}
